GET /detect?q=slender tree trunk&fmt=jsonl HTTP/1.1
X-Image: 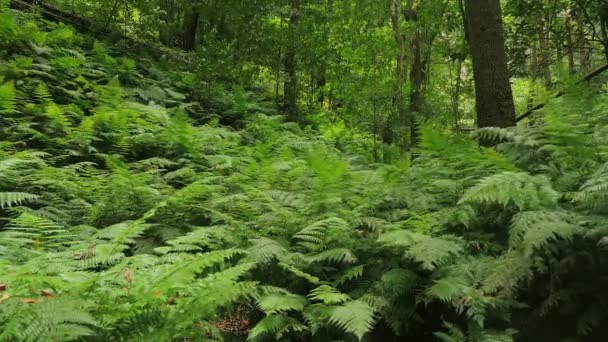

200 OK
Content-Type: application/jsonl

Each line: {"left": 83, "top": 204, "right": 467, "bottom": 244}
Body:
{"left": 600, "top": 0, "right": 608, "bottom": 62}
{"left": 451, "top": 58, "right": 463, "bottom": 132}
{"left": 275, "top": 12, "right": 284, "bottom": 109}
{"left": 315, "top": 0, "right": 332, "bottom": 106}
{"left": 388, "top": 0, "right": 408, "bottom": 146}
{"left": 577, "top": 10, "right": 591, "bottom": 72}
{"left": 565, "top": 11, "right": 576, "bottom": 74}
{"left": 530, "top": 42, "right": 539, "bottom": 79}
{"left": 409, "top": 30, "right": 423, "bottom": 148}
{"left": 284, "top": 0, "right": 300, "bottom": 122}
{"left": 182, "top": 7, "right": 200, "bottom": 51}
{"left": 159, "top": 0, "right": 170, "bottom": 46}
{"left": 539, "top": 23, "right": 553, "bottom": 88}
{"left": 463, "top": 0, "right": 516, "bottom": 132}
{"left": 275, "top": 47, "right": 282, "bottom": 107}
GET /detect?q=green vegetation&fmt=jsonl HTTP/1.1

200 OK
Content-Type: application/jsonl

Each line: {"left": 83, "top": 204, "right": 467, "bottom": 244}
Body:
{"left": 1, "top": 1, "right": 608, "bottom": 341}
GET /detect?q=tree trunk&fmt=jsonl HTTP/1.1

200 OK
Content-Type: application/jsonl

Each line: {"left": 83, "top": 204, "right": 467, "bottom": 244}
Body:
{"left": 451, "top": 58, "right": 463, "bottom": 132}
{"left": 284, "top": 0, "right": 300, "bottom": 122}
{"left": 538, "top": 23, "right": 553, "bottom": 88}
{"left": 182, "top": 7, "right": 200, "bottom": 51}
{"left": 463, "top": 0, "right": 516, "bottom": 132}
{"left": 275, "top": 12, "right": 284, "bottom": 109}
{"left": 409, "top": 30, "right": 423, "bottom": 148}
{"left": 388, "top": 0, "right": 408, "bottom": 146}
{"left": 600, "top": 0, "right": 608, "bottom": 62}
{"left": 565, "top": 11, "right": 576, "bottom": 74}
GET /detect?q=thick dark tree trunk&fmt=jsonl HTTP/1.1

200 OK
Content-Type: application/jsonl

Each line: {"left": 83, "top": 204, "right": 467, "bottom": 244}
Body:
{"left": 284, "top": 0, "right": 300, "bottom": 122}
{"left": 463, "top": 0, "right": 516, "bottom": 131}
{"left": 182, "top": 7, "right": 200, "bottom": 51}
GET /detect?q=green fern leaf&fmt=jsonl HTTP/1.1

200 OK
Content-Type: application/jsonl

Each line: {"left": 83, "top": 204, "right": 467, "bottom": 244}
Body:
{"left": 307, "top": 247, "right": 358, "bottom": 264}
{"left": 328, "top": 300, "right": 376, "bottom": 341}
{"left": 459, "top": 172, "right": 558, "bottom": 210}
{"left": 247, "top": 314, "right": 308, "bottom": 341}
{"left": 510, "top": 211, "right": 583, "bottom": 256}
{"left": 0, "top": 81, "right": 16, "bottom": 114}
{"left": 378, "top": 230, "right": 464, "bottom": 270}
{"left": 308, "top": 284, "right": 351, "bottom": 304}
{"left": 248, "top": 237, "right": 289, "bottom": 264}
{"left": 0, "top": 192, "right": 38, "bottom": 208}
{"left": 257, "top": 293, "right": 308, "bottom": 315}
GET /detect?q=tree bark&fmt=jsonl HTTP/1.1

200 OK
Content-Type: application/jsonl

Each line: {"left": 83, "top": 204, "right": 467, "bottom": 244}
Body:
{"left": 463, "top": 0, "right": 516, "bottom": 132}
{"left": 565, "top": 11, "right": 576, "bottom": 74}
{"left": 182, "top": 6, "right": 200, "bottom": 51}
{"left": 388, "top": 0, "right": 408, "bottom": 146}
{"left": 409, "top": 29, "right": 423, "bottom": 148}
{"left": 284, "top": 0, "right": 300, "bottom": 122}
{"left": 538, "top": 23, "right": 553, "bottom": 88}
{"left": 600, "top": 0, "right": 608, "bottom": 62}
{"left": 451, "top": 58, "right": 463, "bottom": 132}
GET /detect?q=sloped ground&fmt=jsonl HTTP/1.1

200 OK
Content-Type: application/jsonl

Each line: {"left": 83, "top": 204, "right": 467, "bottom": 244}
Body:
{"left": 1, "top": 6, "right": 608, "bottom": 342}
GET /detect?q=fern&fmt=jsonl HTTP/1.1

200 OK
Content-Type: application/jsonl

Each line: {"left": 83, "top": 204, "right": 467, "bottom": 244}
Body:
{"left": 293, "top": 217, "right": 350, "bottom": 251}
{"left": 575, "top": 162, "right": 608, "bottom": 210}
{"left": 0, "top": 213, "right": 75, "bottom": 256}
{"left": 307, "top": 247, "right": 358, "bottom": 265}
{"left": 378, "top": 230, "right": 464, "bottom": 270}
{"left": 248, "top": 237, "right": 289, "bottom": 264}
{"left": 247, "top": 314, "right": 309, "bottom": 341}
{"left": 459, "top": 172, "right": 558, "bottom": 210}
{"left": 257, "top": 293, "right": 308, "bottom": 315}
{"left": 0, "top": 80, "right": 16, "bottom": 114}
{"left": 308, "top": 284, "right": 351, "bottom": 304}
{"left": 327, "top": 299, "right": 377, "bottom": 340}
{"left": 0, "top": 192, "right": 38, "bottom": 208}
{"left": 509, "top": 210, "right": 583, "bottom": 256}
{"left": 0, "top": 298, "right": 98, "bottom": 342}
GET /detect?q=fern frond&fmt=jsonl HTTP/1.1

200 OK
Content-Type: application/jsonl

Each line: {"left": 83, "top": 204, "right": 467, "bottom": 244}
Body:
{"left": 459, "top": 172, "right": 558, "bottom": 210}
{"left": 308, "top": 284, "right": 351, "bottom": 304}
{"left": 334, "top": 265, "right": 365, "bottom": 287}
{"left": 1, "top": 213, "right": 75, "bottom": 253}
{"left": 278, "top": 262, "right": 321, "bottom": 284}
{"left": 0, "top": 298, "right": 98, "bottom": 342}
{"left": 293, "top": 217, "right": 349, "bottom": 251}
{"left": 248, "top": 237, "right": 289, "bottom": 264}
{"left": 0, "top": 81, "right": 16, "bottom": 114}
{"left": 509, "top": 210, "right": 583, "bottom": 256}
{"left": 257, "top": 293, "right": 308, "bottom": 315}
{"left": 375, "top": 268, "right": 420, "bottom": 297}
{"left": 482, "top": 251, "right": 533, "bottom": 294}
{"left": 0, "top": 192, "right": 38, "bottom": 208}
{"left": 575, "top": 162, "right": 608, "bottom": 210}
{"left": 306, "top": 247, "right": 358, "bottom": 265}
{"left": 247, "top": 314, "right": 308, "bottom": 341}
{"left": 426, "top": 275, "right": 470, "bottom": 303}
{"left": 328, "top": 300, "right": 376, "bottom": 341}
{"left": 378, "top": 230, "right": 464, "bottom": 270}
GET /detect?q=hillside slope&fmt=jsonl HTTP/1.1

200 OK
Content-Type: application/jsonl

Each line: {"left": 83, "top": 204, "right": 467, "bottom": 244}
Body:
{"left": 1, "top": 5, "right": 608, "bottom": 342}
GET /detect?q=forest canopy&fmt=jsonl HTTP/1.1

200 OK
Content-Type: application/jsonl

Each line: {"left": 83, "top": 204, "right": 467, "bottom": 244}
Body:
{"left": 1, "top": 0, "right": 608, "bottom": 341}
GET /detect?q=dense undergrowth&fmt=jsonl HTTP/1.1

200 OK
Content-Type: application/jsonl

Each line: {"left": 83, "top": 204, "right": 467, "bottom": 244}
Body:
{"left": 1, "top": 5, "right": 608, "bottom": 342}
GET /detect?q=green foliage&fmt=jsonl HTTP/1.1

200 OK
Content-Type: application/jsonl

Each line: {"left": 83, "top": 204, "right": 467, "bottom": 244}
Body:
{"left": 327, "top": 300, "right": 377, "bottom": 341}
{"left": 1, "top": 6, "right": 608, "bottom": 342}
{"left": 459, "top": 172, "right": 558, "bottom": 210}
